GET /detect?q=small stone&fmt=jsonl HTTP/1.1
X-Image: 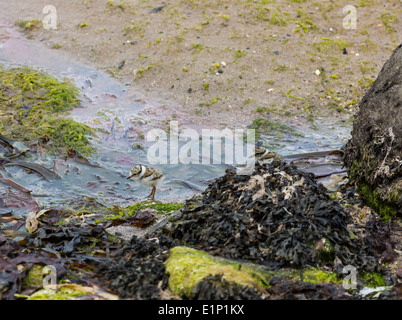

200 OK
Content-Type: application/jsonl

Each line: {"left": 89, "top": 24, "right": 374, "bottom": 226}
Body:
{"left": 315, "top": 69, "right": 321, "bottom": 76}
{"left": 273, "top": 50, "right": 279, "bottom": 55}
{"left": 188, "top": 88, "right": 192, "bottom": 93}
{"left": 117, "top": 60, "right": 126, "bottom": 70}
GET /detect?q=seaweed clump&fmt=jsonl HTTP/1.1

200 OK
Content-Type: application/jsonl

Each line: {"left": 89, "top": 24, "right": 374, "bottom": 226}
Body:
{"left": 170, "top": 157, "right": 379, "bottom": 273}
{"left": 94, "top": 236, "right": 178, "bottom": 299}
{"left": 189, "top": 274, "right": 265, "bottom": 300}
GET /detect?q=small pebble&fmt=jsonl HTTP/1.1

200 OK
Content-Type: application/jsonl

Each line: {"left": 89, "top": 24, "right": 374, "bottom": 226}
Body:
{"left": 188, "top": 88, "right": 192, "bottom": 93}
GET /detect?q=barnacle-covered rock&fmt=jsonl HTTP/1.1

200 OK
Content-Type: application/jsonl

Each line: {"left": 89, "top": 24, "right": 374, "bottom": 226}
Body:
{"left": 343, "top": 43, "right": 402, "bottom": 219}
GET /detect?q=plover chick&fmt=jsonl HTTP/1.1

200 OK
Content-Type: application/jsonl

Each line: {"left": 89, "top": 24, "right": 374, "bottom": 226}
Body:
{"left": 127, "top": 165, "right": 164, "bottom": 200}
{"left": 254, "top": 147, "right": 283, "bottom": 167}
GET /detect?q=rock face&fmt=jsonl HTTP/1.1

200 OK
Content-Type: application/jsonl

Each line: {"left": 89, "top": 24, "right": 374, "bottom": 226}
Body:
{"left": 344, "top": 44, "right": 402, "bottom": 219}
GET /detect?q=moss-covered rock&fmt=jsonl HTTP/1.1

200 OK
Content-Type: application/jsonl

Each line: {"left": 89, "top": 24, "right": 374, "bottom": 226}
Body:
{"left": 165, "top": 246, "right": 271, "bottom": 296}
{"left": 344, "top": 44, "right": 402, "bottom": 219}
{"left": 25, "top": 286, "right": 90, "bottom": 300}
{"left": 165, "top": 246, "right": 342, "bottom": 298}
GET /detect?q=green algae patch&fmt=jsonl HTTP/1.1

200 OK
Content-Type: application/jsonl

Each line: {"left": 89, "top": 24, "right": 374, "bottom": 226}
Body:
{"left": 301, "top": 267, "right": 340, "bottom": 284}
{"left": 25, "top": 286, "right": 89, "bottom": 300}
{"left": 22, "top": 265, "right": 45, "bottom": 290}
{"left": 165, "top": 246, "right": 271, "bottom": 296}
{"left": 360, "top": 272, "right": 386, "bottom": 288}
{"left": 95, "top": 202, "right": 183, "bottom": 223}
{"left": 126, "top": 202, "right": 184, "bottom": 216}
{"left": 358, "top": 181, "right": 398, "bottom": 221}
{"left": 0, "top": 65, "right": 95, "bottom": 158}
{"left": 165, "top": 247, "right": 342, "bottom": 297}
{"left": 248, "top": 118, "right": 303, "bottom": 141}
{"left": 349, "top": 159, "right": 398, "bottom": 220}
{"left": 15, "top": 19, "right": 42, "bottom": 31}
{"left": 313, "top": 38, "right": 353, "bottom": 54}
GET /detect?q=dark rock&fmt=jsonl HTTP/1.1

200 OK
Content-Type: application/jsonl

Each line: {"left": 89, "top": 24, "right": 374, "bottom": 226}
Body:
{"left": 151, "top": 6, "right": 166, "bottom": 13}
{"left": 117, "top": 60, "right": 125, "bottom": 70}
{"left": 343, "top": 43, "right": 402, "bottom": 218}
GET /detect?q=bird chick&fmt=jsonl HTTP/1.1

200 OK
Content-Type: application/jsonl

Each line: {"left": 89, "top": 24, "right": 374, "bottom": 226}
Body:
{"left": 127, "top": 165, "right": 164, "bottom": 200}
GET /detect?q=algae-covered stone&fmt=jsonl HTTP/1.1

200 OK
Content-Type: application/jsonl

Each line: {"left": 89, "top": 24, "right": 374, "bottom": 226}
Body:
{"left": 165, "top": 246, "right": 271, "bottom": 297}
{"left": 165, "top": 246, "right": 342, "bottom": 298}
{"left": 23, "top": 284, "right": 119, "bottom": 300}
{"left": 26, "top": 286, "right": 90, "bottom": 300}
{"left": 344, "top": 43, "right": 402, "bottom": 219}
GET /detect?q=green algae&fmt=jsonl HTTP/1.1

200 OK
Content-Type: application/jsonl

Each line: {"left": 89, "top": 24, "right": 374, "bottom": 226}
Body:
{"left": 23, "top": 265, "right": 45, "bottom": 290}
{"left": 125, "top": 201, "right": 183, "bottom": 216}
{"left": 165, "top": 246, "right": 272, "bottom": 296}
{"left": 0, "top": 65, "right": 95, "bottom": 158}
{"left": 313, "top": 38, "right": 353, "bottom": 54}
{"left": 165, "top": 246, "right": 342, "bottom": 297}
{"left": 349, "top": 159, "right": 398, "bottom": 220}
{"left": 15, "top": 19, "right": 42, "bottom": 31}
{"left": 358, "top": 181, "right": 397, "bottom": 221}
{"left": 25, "top": 286, "right": 90, "bottom": 300}
{"left": 248, "top": 118, "right": 303, "bottom": 141}
{"left": 95, "top": 202, "right": 183, "bottom": 223}
{"left": 360, "top": 272, "right": 386, "bottom": 288}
